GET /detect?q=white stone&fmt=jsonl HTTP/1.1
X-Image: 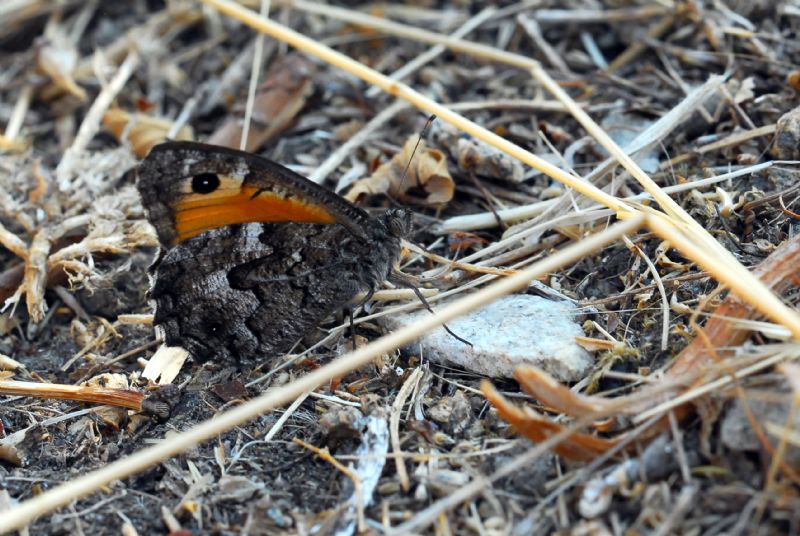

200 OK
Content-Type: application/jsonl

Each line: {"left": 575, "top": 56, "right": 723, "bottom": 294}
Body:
{"left": 383, "top": 294, "right": 593, "bottom": 381}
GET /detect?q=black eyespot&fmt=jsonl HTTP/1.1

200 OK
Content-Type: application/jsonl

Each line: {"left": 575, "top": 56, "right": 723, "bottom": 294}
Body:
{"left": 192, "top": 173, "right": 220, "bottom": 194}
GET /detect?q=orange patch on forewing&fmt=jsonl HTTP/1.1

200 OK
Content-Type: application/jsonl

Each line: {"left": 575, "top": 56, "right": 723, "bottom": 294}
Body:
{"left": 173, "top": 184, "right": 337, "bottom": 244}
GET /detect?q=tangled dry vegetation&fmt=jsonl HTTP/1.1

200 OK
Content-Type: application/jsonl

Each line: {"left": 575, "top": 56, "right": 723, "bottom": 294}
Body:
{"left": 1, "top": 0, "right": 800, "bottom": 534}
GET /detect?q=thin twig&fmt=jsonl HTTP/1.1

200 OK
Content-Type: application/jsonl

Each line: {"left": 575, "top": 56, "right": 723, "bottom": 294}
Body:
{"left": 293, "top": 438, "right": 365, "bottom": 532}
{"left": 390, "top": 367, "right": 422, "bottom": 492}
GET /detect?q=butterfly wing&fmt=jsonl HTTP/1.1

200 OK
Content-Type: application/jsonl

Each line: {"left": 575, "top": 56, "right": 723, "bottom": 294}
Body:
{"left": 150, "top": 221, "right": 402, "bottom": 365}
{"left": 137, "top": 141, "right": 372, "bottom": 246}
{"left": 138, "top": 141, "right": 409, "bottom": 364}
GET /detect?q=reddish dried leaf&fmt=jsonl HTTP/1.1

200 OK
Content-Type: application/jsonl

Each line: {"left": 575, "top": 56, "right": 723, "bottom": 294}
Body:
{"left": 482, "top": 380, "right": 619, "bottom": 461}
{"left": 514, "top": 367, "right": 617, "bottom": 416}
{"left": 211, "top": 380, "right": 248, "bottom": 402}
{"left": 207, "top": 53, "right": 315, "bottom": 152}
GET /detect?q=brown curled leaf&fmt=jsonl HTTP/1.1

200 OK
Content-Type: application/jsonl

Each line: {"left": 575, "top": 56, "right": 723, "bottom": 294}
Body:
{"left": 482, "top": 380, "right": 619, "bottom": 461}
{"left": 345, "top": 137, "right": 454, "bottom": 206}
{"left": 207, "top": 53, "right": 316, "bottom": 152}
{"left": 456, "top": 137, "right": 524, "bottom": 182}
{"left": 514, "top": 367, "right": 618, "bottom": 417}
{"left": 103, "top": 108, "right": 194, "bottom": 158}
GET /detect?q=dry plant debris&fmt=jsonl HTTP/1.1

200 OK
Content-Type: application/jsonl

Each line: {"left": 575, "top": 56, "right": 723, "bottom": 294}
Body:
{"left": 1, "top": 1, "right": 800, "bottom": 535}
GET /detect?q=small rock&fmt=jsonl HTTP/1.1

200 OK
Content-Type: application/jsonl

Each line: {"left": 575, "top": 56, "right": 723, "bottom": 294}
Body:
{"left": 602, "top": 111, "right": 660, "bottom": 173}
{"left": 383, "top": 295, "right": 593, "bottom": 381}
{"left": 215, "top": 475, "right": 263, "bottom": 502}
{"left": 318, "top": 406, "right": 366, "bottom": 443}
{"left": 772, "top": 105, "right": 800, "bottom": 160}
{"left": 721, "top": 393, "right": 800, "bottom": 465}
{"left": 428, "top": 469, "right": 470, "bottom": 496}
{"left": 428, "top": 390, "right": 473, "bottom": 436}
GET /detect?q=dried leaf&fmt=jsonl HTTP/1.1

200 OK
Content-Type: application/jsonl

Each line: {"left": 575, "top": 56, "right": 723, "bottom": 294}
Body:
{"left": 575, "top": 336, "right": 616, "bottom": 352}
{"left": 0, "top": 223, "right": 28, "bottom": 260}
{"left": 142, "top": 345, "right": 190, "bottom": 385}
{"left": 456, "top": 137, "right": 524, "bottom": 182}
{"left": 211, "top": 380, "right": 248, "bottom": 402}
{"left": 482, "top": 380, "right": 619, "bottom": 461}
{"left": 0, "top": 354, "right": 25, "bottom": 371}
{"left": 103, "top": 108, "right": 194, "bottom": 158}
{"left": 514, "top": 367, "right": 618, "bottom": 416}
{"left": 345, "top": 137, "right": 454, "bottom": 206}
{"left": 92, "top": 405, "right": 127, "bottom": 430}
{"left": 0, "top": 444, "right": 23, "bottom": 466}
{"left": 207, "top": 53, "right": 315, "bottom": 151}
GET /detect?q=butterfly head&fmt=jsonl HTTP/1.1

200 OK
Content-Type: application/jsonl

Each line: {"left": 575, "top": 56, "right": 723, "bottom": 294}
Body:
{"left": 381, "top": 208, "right": 413, "bottom": 239}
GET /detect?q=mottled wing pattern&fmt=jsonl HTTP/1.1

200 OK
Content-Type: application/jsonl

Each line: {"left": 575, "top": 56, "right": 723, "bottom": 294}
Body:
{"left": 150, "top": 220, "right": 402, "bottom": 366}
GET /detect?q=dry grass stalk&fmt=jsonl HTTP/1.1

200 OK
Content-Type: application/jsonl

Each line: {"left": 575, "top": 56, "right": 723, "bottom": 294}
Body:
{"left": 0, "top": 84, "right": 32, "bottom": 151}
{"left": 293, "top": 438, "right": 366, "bottom": 532}
{"left": 663, "top": 123, "right": 778, "bottom": 167}
{"left": 2, "top": 2, "right": 796, "bottom": 533}
{"left": 622, "top": 235, "right": 669, "bottom": 351}
{"left": 238, "top": 0, "right": 271, "bottom": 152}
{"left": 0, "top": 379, "right": 145, "bottom": 410}
{"left": 202, "top": 0, "right": 631, "bottom": 213}
{"left": 497, "top": 233, "right": 800, "bottom": 452}
{"left": 313, "top": 100, "right": 409, "bottom": 185}
{"left": 364, "top": 6, "right": 496, "bottom": 99}
{"left": 0, "top": 222, "right": 28, "bottom": 259}
{"left": 390, "top": 367, "right": 422, "bottom": 492}
{"left": 22, "top": 230, "right": 51, "bottom": 322}
{"left": 476, "top": 234, "right": 800, "bottom": 472}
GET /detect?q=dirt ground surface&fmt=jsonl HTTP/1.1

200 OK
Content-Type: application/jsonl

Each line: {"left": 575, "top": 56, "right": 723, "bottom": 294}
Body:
{"left": 2, "top": 1, "right": 800, "bottom": 535}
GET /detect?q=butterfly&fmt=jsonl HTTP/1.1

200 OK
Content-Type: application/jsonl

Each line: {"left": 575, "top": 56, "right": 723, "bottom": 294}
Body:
{"left": 136, "top": 141, "right": 413, "bottom": 366}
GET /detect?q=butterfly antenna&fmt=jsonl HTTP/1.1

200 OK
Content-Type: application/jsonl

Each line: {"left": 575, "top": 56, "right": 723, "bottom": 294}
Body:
{"left": 398, "top": 114, "right": 437, "bottom": 196}
{"left": 388, "top": 270, "right": 472, "bottom": 348}
{"left": 347, "top": 308, "right": 357, "bottom": 351}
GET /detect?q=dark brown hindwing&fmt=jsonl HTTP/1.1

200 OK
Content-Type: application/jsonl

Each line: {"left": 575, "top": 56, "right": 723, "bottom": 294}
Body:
{"left": 150, "top": 220, "right": 402, "bottom": 366}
